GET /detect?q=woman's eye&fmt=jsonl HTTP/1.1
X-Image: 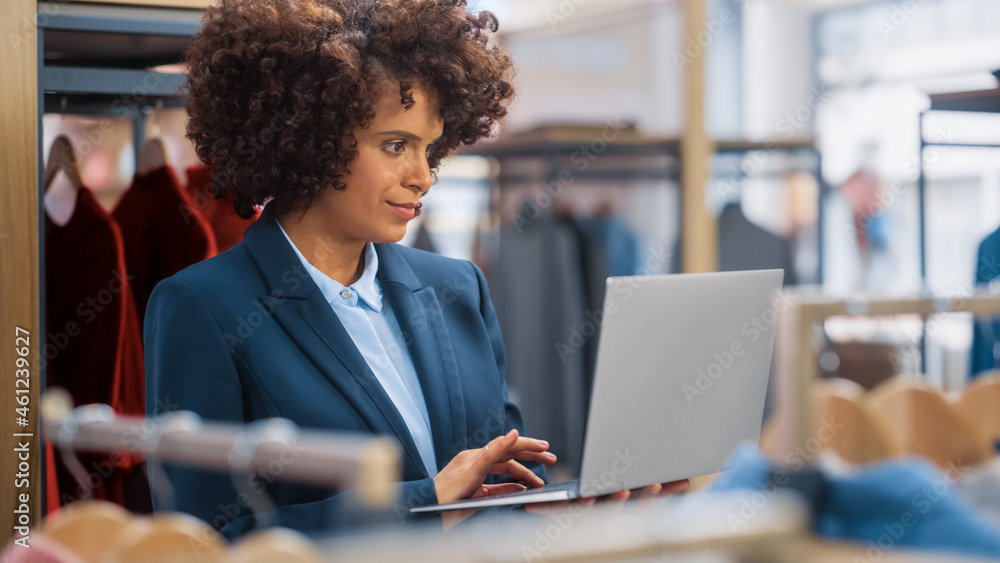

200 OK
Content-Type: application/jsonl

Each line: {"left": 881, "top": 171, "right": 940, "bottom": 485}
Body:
{"left": 385, "top": 141, "right": 406, "bottom": 154}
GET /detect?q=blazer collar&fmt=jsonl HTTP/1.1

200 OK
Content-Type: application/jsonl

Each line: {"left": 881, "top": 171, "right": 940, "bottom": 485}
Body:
{"left": 243, "top": 206, "right": 423, "bottom": 298}
{"left": 242, "top": 206, "right": 465, "bottom": 475}
{"left": 243, "top": 206, "right": 317, "bottom": 300}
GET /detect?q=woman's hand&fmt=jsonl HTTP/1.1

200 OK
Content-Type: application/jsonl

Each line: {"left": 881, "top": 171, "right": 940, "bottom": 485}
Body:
{"left": 524, "top": 479, "right": 690, "bottom": 516}
{"left": 440, "top": 482, "right": 528, "bottom": 532}
{"left": 433, "top": 429, "right": 555, "bottom": 506}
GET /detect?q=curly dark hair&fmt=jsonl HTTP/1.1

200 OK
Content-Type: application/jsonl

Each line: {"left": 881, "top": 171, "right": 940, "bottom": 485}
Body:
{"left": 183, "top": 0, "right": 514, "bottom": 219}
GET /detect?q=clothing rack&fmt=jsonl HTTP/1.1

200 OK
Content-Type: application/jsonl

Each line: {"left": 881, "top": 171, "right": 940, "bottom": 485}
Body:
{"left": 41, "top": 397, "right": 401, "bottom": 507}
{"left": 471, "top": 128, "right": 826, "bottom": 281}
{"left": 917, "top": 87, "right": 1000, "bottom": 281}
{"left": 37, "top": 1, "right": 199, "bottom": 164}
{"left": 772, "top": 290, "right": 1000, "bottom": 462}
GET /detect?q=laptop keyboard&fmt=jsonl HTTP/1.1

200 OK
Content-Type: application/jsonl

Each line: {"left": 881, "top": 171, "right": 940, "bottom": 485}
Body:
{"left": 487, "top": 479, "right": 580, "bottom": 500}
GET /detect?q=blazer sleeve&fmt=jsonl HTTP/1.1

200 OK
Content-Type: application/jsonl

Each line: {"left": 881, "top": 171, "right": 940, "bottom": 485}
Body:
{"left": 470, "top": 261, "right": 548, "bottom": 485}
{"left": 144, "top": 276, "right": 440, "bottom": 540}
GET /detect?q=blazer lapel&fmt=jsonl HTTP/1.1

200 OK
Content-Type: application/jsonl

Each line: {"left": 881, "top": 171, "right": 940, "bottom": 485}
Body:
{"left": 242, "top": 209, "right": 430, "bottom": 478}
{"left": 376, "top": 244, "right": 467, "bottom": 471}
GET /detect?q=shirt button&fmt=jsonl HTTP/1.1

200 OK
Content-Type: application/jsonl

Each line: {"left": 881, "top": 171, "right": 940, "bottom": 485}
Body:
{"left": 340, "top": 289, "right": 352, "bottom": 300}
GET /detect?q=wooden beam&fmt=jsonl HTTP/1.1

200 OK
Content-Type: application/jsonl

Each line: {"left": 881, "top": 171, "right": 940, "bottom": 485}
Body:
{"left": 681, "top": 0, "right": 717, "bottom": 273}
{"left": 1, "top": 0, "right": 42, "bottom": 542}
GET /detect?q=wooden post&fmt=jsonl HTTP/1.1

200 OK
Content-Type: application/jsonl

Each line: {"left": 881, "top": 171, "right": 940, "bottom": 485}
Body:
{"left": 681, "top": 0, "right": 717, "bottom": 273}
{"left": 1, "top": 0, "right": 42, "bottom": 541}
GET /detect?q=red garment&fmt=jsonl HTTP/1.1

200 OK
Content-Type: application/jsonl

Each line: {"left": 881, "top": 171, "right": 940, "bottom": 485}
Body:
{"left": 185, "top": 164, "right": 259, "bottom": 252}
{"left": 112, "top": 166, "right": 216, "bottom": 328}
{"left": 46, "top": 440, "right": 60, "bottom": 516}
{"left": 44, "top": 187, "right": 144, "bottom": 505}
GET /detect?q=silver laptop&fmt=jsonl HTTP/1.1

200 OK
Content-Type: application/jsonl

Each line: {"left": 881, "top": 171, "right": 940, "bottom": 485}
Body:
{"left": 412, "top": 269, "right": 784, "bottom": 512}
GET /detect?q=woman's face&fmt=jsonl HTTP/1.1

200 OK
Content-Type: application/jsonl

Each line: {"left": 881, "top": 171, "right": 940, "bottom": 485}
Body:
{"left": 311, "top": 82, "right": 443, "bottom": 246}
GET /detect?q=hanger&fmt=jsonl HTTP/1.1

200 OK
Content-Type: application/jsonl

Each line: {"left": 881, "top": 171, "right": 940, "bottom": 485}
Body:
{"left": 951, "top": 372, "right": 1000, "bottom": 452}
{"left": 38, "top": 393, "right": 135, "bottom": 561}
{"left": 228, "top": 529, "right": 322, "bottom": 563}
{"left": 40, "top": 501, "right": 134, "bottom": 563}
{"left": 813, "top": 378, "right": 893, "bottom": 465}
{"left": 137, "top": 138, "right": 168, "bottom": 176}
{"left": 44, "top": 134, "right": 84, "bottom": 193}
{"left": 137, "top": 101, "right": 168, "bottom": 175}
{"left": 864, "top": 375, "right": 993, "bottom": 469}
{"left": 228, "top": 419, "right": 297, "bottom": 531}
{"left": 100, "top": 513, "right": 227, "bottom": 563}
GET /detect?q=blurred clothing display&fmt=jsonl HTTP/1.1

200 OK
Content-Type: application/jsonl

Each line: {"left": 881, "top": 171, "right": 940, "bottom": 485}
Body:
{"left": 718, "top": 203, "right": 797, "bottom": 286}
{"left": 577, "top": 214, "right": 643, "bottom": 278}
{"left": 971, "top": 225, "right": 1000, "bottom": 377}
{"left": 671, "top": 203, "right": 797, "bottom": 285}
{"left": 492, "top": 203, "right": 589, "bottom": 477}
{"left": 44, "top": 186, "right": 145, "bottom": 506}
{"left": 710, "top": 444, "right": 1000, "bottom": 560}
{"left": 113, "top": 165, "right": 216, "bottom": 328}
{"left": 185, "top": 164, "right": 259, "bottom": 252}
{"left": 491, "top": 201, "right": 647, "bottom": 478}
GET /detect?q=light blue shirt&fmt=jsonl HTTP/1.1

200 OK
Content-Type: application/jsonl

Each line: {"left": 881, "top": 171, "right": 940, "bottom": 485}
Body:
{"left": 276, "top": 222, "right": 438, "bottom": 477}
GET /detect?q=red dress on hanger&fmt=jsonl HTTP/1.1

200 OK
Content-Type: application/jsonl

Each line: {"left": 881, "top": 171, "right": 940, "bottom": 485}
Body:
{"left": 185, "top": 164, "right": 259, "bottom": 252}
{"left": 113, "top": 165, "right": 217, "bottom": 329}
{"left": 45, "top": 187, "right": 145, "bottom": 505}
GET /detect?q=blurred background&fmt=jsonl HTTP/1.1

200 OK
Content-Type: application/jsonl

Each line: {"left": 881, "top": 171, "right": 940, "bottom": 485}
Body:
{"left": 38, "top": 0, "right": 1000, "bottom": 494}
{"left": 18, "top": 0, "right": 1000, "bottom": 559}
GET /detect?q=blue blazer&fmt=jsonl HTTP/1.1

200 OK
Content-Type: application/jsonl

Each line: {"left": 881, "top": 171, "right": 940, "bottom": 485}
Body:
{"left": 144, "top": 207, "right": 540, "bottom": 538}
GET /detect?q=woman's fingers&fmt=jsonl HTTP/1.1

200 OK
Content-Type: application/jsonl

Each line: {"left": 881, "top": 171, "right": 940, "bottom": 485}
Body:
{"left": 475, "top": 483, "right": 526, "bottom": 498}
{"left": 630, "top": 483, "right": 662, "bottom": 499}
{"left": 499, "top": 450, "right": 558, "bottom": 465}
{"left": 490, "top": 459, "right": 546, "bottom": 488}
{"left": 659, "top": 479, "right": 690, "bottom": 496}
{"left": 605, "top": 489, "right": 630, "bottom": 503}
{"left": 482, "top": 429, "right": 520, "bottom": 462}
{"left": 510, "top": 436, "right": 550, "bottom": 453}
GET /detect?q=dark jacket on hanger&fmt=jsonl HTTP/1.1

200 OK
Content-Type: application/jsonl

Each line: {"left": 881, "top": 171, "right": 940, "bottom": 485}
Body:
{"left": 491, "top": 205, "right": 590, "bottom": 477}
{"left": 718, "top": 203, "right": 797, "bottom": 286}
{"left": 144, "top": 206, "right": 540, "bottom": 539}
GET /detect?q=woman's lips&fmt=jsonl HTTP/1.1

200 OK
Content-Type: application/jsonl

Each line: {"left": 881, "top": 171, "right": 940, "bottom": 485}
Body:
{"left": 387, "top": 201, "right": 420, "bottom": 220}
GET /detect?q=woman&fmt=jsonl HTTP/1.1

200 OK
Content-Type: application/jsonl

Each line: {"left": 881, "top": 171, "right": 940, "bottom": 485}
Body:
{"left": 146, "top": 0, "right": 683, "bottom": 539}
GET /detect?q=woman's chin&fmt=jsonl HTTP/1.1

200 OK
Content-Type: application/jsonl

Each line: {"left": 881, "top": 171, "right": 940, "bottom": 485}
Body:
{"left": 370, "top": 227, "right": 409, "bottom": 245}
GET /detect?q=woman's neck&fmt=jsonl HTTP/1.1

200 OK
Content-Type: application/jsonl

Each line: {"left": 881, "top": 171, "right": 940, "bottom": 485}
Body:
{"left": 276, "top": 210, "right": 366, "bottom": 287}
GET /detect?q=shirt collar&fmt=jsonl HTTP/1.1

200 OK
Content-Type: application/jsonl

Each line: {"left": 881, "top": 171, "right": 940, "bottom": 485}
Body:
{"left": 275, "top": 220, "right": 383, "bottom": 312}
